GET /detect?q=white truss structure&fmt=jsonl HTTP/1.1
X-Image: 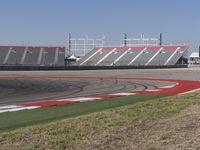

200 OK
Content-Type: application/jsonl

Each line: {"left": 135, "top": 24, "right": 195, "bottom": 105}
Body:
{"left": 121, "top": 34, "right": 159, "bottom": 46}
{"left": 66, "top": 35, "right": 105, "bottom": 57}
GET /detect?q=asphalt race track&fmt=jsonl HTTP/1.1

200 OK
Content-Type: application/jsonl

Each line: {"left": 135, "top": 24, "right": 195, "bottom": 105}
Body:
{"left": 0, "top": 68, "right": 200, "bottom": 106}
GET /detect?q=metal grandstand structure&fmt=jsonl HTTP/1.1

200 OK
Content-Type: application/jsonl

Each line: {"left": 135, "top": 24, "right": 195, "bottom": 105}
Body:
{"left": 75, "top": 45, "right": 188, "bottom": 66}
{"left": 121, "top": 34, "right": 160, "bottom": 46}
{"left": 0, "top": 34, "right": 189, "bottom": 68}
{"left": 66, "top": 33, "right": 105, "bottom": 57}
{"left": 0, "top": 46, "right": 65, "bottom": 66}
{"left": 73, "top": 34, "right": 188, "bottom": 67}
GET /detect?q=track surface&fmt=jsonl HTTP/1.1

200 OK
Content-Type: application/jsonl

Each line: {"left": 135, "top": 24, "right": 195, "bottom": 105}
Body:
{"left": 0, "top": 77, "right": 170, "bottom": 106}
{"left": 0, "top": 68, "right": 200, "bottom": 106}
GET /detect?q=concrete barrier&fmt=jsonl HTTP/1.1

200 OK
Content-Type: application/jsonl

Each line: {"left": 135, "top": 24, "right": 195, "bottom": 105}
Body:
{"left": 0, "top": 65, "right": 188, "bottom": 71}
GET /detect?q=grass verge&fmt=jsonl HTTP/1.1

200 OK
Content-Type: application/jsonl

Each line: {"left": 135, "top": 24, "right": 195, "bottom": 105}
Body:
{"left": 0, "top": 94, "right": 164, "bottom": 133}
{"left": 0, "top": 92, "right": 200, "bottom": 149}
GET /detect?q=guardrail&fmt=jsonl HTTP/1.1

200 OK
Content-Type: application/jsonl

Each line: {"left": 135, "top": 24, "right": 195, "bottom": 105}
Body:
{"left": 188, "top": 64, "right": 200, "bottom": 68}
{"left": 0, "top": 65, "right": 188, "bottom": 71}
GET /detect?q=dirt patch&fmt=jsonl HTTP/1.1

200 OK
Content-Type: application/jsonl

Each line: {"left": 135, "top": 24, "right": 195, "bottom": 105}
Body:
{"left": 76, "top": 105, "right": 200, "bottom": 150}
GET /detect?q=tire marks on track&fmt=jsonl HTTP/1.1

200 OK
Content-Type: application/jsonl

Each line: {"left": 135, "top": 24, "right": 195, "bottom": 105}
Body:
{"left": 0, "top": 76, "right": 181, "bottom": 106}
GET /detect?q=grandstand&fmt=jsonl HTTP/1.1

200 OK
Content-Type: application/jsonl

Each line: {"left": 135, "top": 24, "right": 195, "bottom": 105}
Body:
{"left": 0, "top": 45, "right": 188, "bottom": 68}
{"left": 0, "top": 34, "right": 189, "bottom": 69}
{"left": 0, "top": 46, "right": 65, "bottom": 66}
{"left": 76, "top": 45, "right": 188, "bottom": 66}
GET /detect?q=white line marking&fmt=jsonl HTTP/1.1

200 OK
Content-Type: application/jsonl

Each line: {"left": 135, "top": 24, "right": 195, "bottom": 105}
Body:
{"left": 179, "top": 88, "right": 200, "bottom": 95}
{"left": 128, "top": 48, "right": 147, "bottom": 65}
{"left": 145, "top": 48, "right": 163, "bottom": 65}
{"left": 144, "top": 89, "right": 161, "bottom": 92}
{"left": 96, "top": 48, "right": 117, "bottom": 65}
{"left": 0, "top": 105, "right": 21, "bottom": 110}
{"left": 0, "top": 106, "right": 40, "bottom": 113}
{"left": 0, "top": 110, "right": 11, "bottom": 113}
{"left": 26, "top": 106, "right": 41, "bottom": 109}
{"left": 0, "top": 107, "right": 27, "bottom": 113}
{"left": 8, "top": 107, "right": 29, "bottom": 112}
{"left": 161, "top": 85, "right": 176, "bottom": 89}
{"left": 109, "top": 93, "right": 136, "bottom": 96}
{"left": 80, "top": 48, "right": 102, "bottom": 65}
{"left": 164, "top": 47, "right": 180, "bottom": 65}
{"left": 57, "top": 97, "right": 101, "bottom": 102}
{"left": 111, "top": 48, "right": 132, "bottom": 66}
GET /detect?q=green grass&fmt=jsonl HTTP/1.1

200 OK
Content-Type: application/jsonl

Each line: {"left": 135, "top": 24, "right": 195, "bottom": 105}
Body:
{"left": 0, "top": 92, "right": 200, "bottom": 149}
{"left": 0, "top": 94, "right": 165, "bottom": 133}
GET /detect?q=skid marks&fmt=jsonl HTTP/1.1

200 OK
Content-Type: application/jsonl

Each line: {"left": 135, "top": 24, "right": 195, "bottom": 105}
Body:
{"left": 1, "top": 77, "right": 200, "bottom": 114}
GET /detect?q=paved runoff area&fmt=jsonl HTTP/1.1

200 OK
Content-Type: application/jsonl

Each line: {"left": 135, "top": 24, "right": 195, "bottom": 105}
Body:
{"left": 0, "top": 68, "right": 200, "bottom": 113}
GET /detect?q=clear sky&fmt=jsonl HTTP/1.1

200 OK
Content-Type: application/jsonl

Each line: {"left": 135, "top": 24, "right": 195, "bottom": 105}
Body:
{"left": 0, "top": 0, "right": 200, "bottom": 53}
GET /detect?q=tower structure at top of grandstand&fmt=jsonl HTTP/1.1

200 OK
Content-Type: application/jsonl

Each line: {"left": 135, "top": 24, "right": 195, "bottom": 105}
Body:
{"left": 121, "top": 34, "right": 161, "bottom": 47}
{"left": 66, "top": 34, "right": 105, "bottom": 57}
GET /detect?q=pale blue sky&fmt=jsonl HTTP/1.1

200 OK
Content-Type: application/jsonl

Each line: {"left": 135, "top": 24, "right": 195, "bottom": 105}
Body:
{"left": 0, "top": 0, "right": 200, "bottom": 52}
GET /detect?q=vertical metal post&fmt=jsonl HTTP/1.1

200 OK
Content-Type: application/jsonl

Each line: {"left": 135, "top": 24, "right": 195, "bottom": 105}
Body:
{"left": 124, "top": 33, "right": 127, "bottom": 46}
{"left": 159, "top": 33, "right": 162, "bottom": 46}
{"left": 65, "top": 33, "right": 71, "bottom": 63}
{"left": 68, "top": 33, "right": 71, "bottom": 56}
{"left": 199, "top": 45, "right": 200, "bottom": 58}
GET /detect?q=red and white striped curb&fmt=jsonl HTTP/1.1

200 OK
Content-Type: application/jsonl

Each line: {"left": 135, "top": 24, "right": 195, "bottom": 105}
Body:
{"left": 0, "top": 105, "right": 40, "bottom": 113}
{"left": 0, "top": 93, "right": 132, "bottom": 113}
{"left": 1, "top": 78, "right": 200, "bottom": 114}
{"left": 0, "top": 87, "right": 171, "bottom": 114}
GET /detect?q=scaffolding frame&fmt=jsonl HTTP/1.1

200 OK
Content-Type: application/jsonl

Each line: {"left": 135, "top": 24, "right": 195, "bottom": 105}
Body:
{"left": 121, "top": 34, "right": 159, "bottom": 46}
{"left": 66, "top": 34, "right": 105, "bottom": 57}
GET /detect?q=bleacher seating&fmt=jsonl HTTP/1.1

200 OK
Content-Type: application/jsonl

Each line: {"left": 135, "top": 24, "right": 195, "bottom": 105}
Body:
{"left": 147, "top": 47, "right": 174, "bottom": 66}
{"left": 0, "top": 47, "right": 11, "bottom": 64}
{"left": 56, "top": 49, "right": 65, "bottom": 66}
{"left": 114, "top": 47, "right": 143, "bottom": 66}
{"left": 0, "top": 45, "right": 188, "bottom": 67}
{"left": 131, "top": 47, "right": 159, "bottom": 66}
{"left": 76, "top": 45, "right": 188, "bottom": 66}
{"left": 23, "top": 47, "right": 41, "bottom": 65}
{"left": 6, "top": 47, "right": 25, "bottom": 65}
{"left": 0, "top": 46, "right": 65, "bottom": 66}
